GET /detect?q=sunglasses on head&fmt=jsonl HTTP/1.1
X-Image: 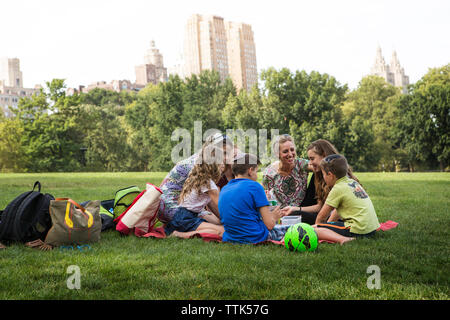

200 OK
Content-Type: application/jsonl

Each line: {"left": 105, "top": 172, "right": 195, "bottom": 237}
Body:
{"left": 209, "top": 133, "right": 229, "bottom": 143}
{"left": 323, "top": 154, "right": 342, "bottom": 163}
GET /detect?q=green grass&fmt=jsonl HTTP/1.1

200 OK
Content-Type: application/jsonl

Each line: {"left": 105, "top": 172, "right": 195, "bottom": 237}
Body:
{"left": 0, "top": 172, "right": 449, "bottom": 300}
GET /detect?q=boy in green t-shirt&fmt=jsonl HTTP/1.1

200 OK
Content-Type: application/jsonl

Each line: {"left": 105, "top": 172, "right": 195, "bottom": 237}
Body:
{"left": 313, "top": 154, "right": 380, "bottom": 239}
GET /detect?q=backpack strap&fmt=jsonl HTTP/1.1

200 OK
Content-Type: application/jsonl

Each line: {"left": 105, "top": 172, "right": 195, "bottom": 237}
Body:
{"left": 32, "top": 181, "right": 41, "bottom": 193}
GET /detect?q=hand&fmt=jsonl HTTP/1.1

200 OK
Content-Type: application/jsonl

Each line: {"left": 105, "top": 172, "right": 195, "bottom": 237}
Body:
{"left": 281, "top": 206, "right": 297, "bottom": 216}
{"left": 271, "top": 206, "right": 283, "bottom": 220}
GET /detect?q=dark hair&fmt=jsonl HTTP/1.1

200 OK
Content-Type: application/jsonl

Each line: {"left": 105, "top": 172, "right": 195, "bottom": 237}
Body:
{"left": 232, "top": 154, "right": 260, "bottom": 176}
{"left": 307, "top": 139, "right": 339, "bottom": 157}
{"left": 320, "top": 154, "right": 348, "bottom": 179}
{"left": 307, "top": 139, "right": 359, "bottom": 203}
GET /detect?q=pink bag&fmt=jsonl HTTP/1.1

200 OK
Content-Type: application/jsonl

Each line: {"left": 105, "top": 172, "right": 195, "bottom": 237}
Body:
{"left": 114, "top": 183, "right": 162, "bottom": 236}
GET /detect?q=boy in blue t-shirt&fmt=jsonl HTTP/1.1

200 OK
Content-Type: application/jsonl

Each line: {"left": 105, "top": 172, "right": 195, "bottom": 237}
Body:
{"left": 218, "top": 154, "right": 287, "bottom": 243}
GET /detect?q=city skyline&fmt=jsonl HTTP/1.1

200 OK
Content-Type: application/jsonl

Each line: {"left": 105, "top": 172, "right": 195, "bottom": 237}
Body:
{"left": 183, "top": 14, "right": 258, "bottom": 91}
{"left": 1, "top": 0, "right": 449, "bottom": 90}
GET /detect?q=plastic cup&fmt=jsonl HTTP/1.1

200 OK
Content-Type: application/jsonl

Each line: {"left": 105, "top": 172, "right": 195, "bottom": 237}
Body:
{"left": 281, "top": 216, "right": 302, "bottom": 225}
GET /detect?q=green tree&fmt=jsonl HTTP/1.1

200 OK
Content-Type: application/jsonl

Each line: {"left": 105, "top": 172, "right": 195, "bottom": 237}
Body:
{"left": 341, "top": 75, "right": 402, "bottom": 171}
{"left": 81, "top": 87, "right": 136, "bottom": 106}
{"left": 259, "top": 68, "right": 348, "bottom": 157}
{"left": 13, "top": 79, "right": 85, "bottom": 172}
{"left": 148, "top": 75, "right": 185, "bottom": 171}
{"left": 341, "top": 115, "right": 378, "bottom": 171}
{"left": 124, "top": 84, "right": 160, "bottom": 171}
{"left": 394, "top": 64, "right": 450, "bottom": 171}
{"left": 79, "top": 104, "right": 131, "bottom": 171}
{"left": 222, "top": 86, "right": 262, "bottom": 130}
{"left": 0, "top": 116, "right": 28, "bottom": 172}
{"left": 181, "top": 70, "right": 236, "bottom": 133}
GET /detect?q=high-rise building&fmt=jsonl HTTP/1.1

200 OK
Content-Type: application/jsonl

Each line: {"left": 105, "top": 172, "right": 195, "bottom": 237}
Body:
{"left": 0, "top": 58, "right": 23, "bottom": 87}
{"left": 0, "top": 57, "right": 40, "bottom": 117}
{"left": 135, "top": 40, "right": 168, "bottom": 86}
{"left": 184, "top": 14, "right": 229, "bottom": 82}
{"left": 371, "top": 46, "right": 409, "bottom": 93}
{"left": 226, "top": 21, "right": 258, "bottom": 91}
{"left": 183, "top": 14, "right": 258, "bottom": 91}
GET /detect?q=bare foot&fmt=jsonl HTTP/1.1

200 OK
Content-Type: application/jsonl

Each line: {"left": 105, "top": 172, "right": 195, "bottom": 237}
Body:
{"left": 170, "top": 230, "right": 199, "bottom": 239}
{"left": 339, "top": 237, "right": 356, "bottom": 245}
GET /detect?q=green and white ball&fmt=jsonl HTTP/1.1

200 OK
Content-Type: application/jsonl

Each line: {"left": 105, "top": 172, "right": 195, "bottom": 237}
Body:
{"left": 284, "top": 223, "right": 318, "bottom": 252}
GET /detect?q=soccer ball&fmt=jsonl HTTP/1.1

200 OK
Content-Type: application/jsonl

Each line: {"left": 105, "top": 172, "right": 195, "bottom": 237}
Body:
{"left": 284, "top": 223, "right": 318, "bottom": 252}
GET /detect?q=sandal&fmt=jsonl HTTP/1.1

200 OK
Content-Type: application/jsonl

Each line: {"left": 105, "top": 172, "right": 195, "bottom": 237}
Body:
{"left": 25, "top": 239, "right": 53, "bottom": 251}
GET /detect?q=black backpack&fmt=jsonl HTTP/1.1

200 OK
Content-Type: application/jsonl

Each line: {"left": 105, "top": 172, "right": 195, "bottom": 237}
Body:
{"left": 0, "top": 181, "right": 54, "bottom": 243}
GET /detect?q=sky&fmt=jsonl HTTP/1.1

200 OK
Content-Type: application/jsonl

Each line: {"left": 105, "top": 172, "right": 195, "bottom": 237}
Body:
{"left": 1, "top": 0, "right": 449, "bottom": 90}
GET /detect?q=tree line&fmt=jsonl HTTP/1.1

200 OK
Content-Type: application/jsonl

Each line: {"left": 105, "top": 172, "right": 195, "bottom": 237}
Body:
{"left": 0, "top": 64, "right": 448, "bottom": 173}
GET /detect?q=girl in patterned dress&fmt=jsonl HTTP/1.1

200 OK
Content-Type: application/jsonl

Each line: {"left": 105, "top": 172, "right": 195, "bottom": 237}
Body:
{"left": 164, "top": 155, "right": 225, "bottom": 238}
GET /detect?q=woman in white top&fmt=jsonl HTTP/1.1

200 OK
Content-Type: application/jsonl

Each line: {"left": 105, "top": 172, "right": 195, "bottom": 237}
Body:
{"left": 164, "top": 153, "right": 225, "bottom": 238}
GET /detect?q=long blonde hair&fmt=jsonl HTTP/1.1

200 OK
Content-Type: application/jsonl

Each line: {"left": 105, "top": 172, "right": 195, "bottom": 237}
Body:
{"left": 179, "top": 133, "right": 230, "bottom": 202}
{"left": 179, "top": 162, "right": 221, "bottom": 203}
{"left": 179, "top": 140, "right": 223, "bottom": 203}
{"left": 307, "top": 139, "right": 359, "bottom": 204}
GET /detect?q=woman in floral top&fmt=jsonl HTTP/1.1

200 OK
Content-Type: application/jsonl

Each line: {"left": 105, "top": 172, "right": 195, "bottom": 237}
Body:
{"left": 262, "top": 134, "right": 318, "bottom": 224}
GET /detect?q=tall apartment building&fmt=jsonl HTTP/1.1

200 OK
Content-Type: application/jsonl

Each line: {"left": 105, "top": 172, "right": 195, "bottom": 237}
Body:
{"left": 0, "top": 57, "right": 40, "bottom": 117}
{"left": 226, "top": 21, "right": 258, "bottom": 91}
{"left": 183, "top": 14, "right": 258, "bottom": 91}
{"left": 371, "top": 46, "right": 409, "bottom": 93}
{"left": 135, "top": 40, "right": 168, "bottom": 86}
{"left": 184, "top": 15, "right": 229, "bottom": 82}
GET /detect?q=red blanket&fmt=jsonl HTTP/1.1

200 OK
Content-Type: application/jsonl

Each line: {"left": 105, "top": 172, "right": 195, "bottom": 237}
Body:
{"left": 134, "top": 220, "right": 399, "bottom": 245}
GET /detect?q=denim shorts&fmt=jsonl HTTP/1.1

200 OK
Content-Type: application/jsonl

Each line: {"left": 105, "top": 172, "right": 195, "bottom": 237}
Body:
{"left": 164, "top": 207, "right": 206, "bottom": 235}
{"left": 267, "top": 224, "right": 291, "bottom": 241}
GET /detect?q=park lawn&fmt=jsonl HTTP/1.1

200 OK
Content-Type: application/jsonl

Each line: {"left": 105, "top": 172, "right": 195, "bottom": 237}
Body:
{"left": 0, "top": 172, "right": 449, "bottom": 300}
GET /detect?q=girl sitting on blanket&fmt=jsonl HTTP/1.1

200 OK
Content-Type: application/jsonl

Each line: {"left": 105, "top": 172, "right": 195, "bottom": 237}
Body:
{"left": 164, "top": 151, "right": 225, "bottom": 239}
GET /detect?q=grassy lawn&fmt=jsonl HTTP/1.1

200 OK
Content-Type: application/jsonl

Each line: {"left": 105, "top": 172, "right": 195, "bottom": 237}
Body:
{"left": 0, "top": 172, "right": 449, "bottom": 300}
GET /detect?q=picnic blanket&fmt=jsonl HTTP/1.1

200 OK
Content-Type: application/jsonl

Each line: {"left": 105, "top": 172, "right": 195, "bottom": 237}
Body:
{"left": 133, "top": 220, "right": 399, "bottom": 245}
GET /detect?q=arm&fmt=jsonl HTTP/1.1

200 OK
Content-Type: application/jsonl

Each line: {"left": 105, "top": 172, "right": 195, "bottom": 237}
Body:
{"left": 259, "top": 205, "right": 283, "bottom": 230}
{"left": 206, "top": 189, "right": 221, "bottom": 219}
{"left": 315, "top": 203, "right": 334, "bottom": 224}
{"left": 281, "top": 202, "right": 323, "bottom": 215}
{"left": 301, "top": 203, "right": 322, "bottom": 213}
{"left": 327, "top": 209, "right": 341, "bottom": 222}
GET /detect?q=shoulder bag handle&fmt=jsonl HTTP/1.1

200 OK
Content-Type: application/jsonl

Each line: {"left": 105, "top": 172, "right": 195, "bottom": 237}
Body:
{"left": 55, "top": 198, "right": 94, "bottom": 228}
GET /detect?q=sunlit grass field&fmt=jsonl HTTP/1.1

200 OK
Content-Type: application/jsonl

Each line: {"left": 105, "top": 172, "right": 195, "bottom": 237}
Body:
{"left": 0, "top": 172, "right": 449, "bottom": 300}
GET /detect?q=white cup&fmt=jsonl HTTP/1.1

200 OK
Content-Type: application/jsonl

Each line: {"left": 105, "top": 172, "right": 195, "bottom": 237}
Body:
{"left": 281, "top": 216, "right": 302, "bottom": 225}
